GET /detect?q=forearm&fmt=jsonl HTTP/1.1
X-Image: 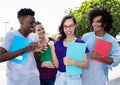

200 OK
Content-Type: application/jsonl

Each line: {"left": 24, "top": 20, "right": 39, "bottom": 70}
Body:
{"left": 72, "top": 54, "right": 88, "bottom": 68}
{"left": 0, "top": 48, "right": 26, "bottom": 62}
{"left": 91, "top": 51, "right": 114, "bottom": 65}
{"left": 73, "top": 60, "right": 88, "bottom": 68}
{"left": 34, "top": 52, "right": 40, "bottom": 62}
{"left": 51, "top": 48, "right": 59, "bottom": 68}
{"left": 100, "top": 57, "right": 114, "bottom": 64}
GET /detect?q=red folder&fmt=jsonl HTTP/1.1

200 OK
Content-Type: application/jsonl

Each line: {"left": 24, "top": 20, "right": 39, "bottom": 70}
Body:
{"left": 93, "top": 39, "right": 112, "bottom": 62}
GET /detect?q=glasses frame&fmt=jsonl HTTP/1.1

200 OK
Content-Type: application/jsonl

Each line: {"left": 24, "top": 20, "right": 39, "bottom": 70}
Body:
{"left": 63, "top": 24, "right": 75, "bottom": 29}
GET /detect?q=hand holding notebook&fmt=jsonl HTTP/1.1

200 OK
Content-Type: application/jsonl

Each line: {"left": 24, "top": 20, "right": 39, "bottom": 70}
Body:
{"left": 66, "top": 42, "right": 86, "bottom": 76}
{"left": 93, "top": 39, "right": 112, "bottom": 62}
{"left": 40, "top": 46, "right": 53, "bottom": 62}
{"left": 10, "top": 35, "right": 32, "bottom": 64}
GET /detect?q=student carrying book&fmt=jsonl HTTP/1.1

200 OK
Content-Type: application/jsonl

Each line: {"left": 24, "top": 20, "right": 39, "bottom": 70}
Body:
{"left": 81, "top": 7, "right": 120, "bottom": 85}
{"left": 34, "top": 21, "right": 57, "bottom": 85}
{"left": 48, "top": 15, "right": 89, "bottom": 85}
{"left": 0, "top": 8, "right": 41, "bottom": 85}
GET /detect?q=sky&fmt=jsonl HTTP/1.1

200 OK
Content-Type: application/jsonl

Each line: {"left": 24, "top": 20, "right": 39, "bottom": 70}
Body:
{"left": 0, "top": 0, "right": 84, "bottom": 37}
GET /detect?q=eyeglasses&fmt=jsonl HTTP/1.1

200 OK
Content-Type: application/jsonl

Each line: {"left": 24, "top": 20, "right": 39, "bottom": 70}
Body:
{"left": 63, "top": 24, "right": 75, "bottom": 29}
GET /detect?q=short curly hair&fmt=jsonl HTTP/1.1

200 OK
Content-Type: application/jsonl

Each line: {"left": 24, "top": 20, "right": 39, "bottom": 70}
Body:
{"left": 88, "top": 7, "right": 113, "bottom": 33}
{"left": 17, "top": 8, "right": 35, "bottom": 19}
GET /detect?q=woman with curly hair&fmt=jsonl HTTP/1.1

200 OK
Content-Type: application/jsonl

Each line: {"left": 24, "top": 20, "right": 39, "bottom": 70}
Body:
{"left": 82, "top": 7, "right": 120, "bottom": 85}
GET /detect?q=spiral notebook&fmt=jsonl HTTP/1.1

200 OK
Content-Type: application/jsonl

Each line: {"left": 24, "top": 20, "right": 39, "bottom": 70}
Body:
{"left": 10, "top": 35, "right": 32, "bottom": 64}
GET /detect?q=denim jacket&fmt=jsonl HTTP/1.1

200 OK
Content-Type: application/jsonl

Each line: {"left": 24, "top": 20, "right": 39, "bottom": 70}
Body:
{"left": 82, "top": 32, "right": 120, "bottom": 80}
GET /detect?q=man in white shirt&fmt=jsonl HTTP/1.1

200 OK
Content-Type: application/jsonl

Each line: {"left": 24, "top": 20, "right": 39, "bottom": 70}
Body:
{"left": 0, "top": 8, "right": 40, "bottom": 85}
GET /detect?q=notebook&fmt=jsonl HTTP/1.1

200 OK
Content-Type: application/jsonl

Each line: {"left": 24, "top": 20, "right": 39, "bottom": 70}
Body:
{"left": 10, "top": 35, "right": 32, "bottom": 64}
{"left": 93, "top": 39, "right": 112, "bottom": 62}
{"left": 40, "top": 45, "right": 52, "bottom": 62}
{"left": 66, "top": 42, "right": 86, "bottom": 76}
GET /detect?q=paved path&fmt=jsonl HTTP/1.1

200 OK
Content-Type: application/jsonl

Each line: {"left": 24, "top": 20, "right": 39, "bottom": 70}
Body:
{"left": 108, "top": 64, "right": 120, "bottom": 85}
{"left": 0, "top": 62, "right": 120, "bottom": 85}
{"left": 0, "top": 62, "right": 7, "bottom": 85}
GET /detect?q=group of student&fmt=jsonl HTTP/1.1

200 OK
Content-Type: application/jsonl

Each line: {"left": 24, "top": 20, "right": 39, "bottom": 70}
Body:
{"left": 0, "top": 6, "right": 120, "bottom": 85}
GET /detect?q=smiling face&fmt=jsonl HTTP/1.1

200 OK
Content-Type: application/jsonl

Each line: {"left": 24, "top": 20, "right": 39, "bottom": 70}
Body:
{"left": 20, "top": 15, "right": 35, "bottom": 34}
{"left": 34, "top": 24, "right": 45, "bottom": 39}
{"left": 92, "top": 16, "right": 105, "bottom": 32}
{"left": 63, "top": 18, "right": 76, "bottom": 37}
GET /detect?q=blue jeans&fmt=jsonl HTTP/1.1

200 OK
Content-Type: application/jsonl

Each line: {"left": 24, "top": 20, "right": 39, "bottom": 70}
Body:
{"left": 54, "top": 71, "right": 82, "bottom": 85}
{"left": 40, "top": 77, "right": 56, "bottom": 85}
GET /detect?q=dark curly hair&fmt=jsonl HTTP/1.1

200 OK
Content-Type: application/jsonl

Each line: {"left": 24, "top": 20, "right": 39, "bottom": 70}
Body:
{"left": 17, "top": 8, "right": 35, "bottom": 19}
{"left": 58, "top": 15, "right": 76, "bottom": 40}
{"left": 88, "top": 7, "right": 113, "bottom": 33}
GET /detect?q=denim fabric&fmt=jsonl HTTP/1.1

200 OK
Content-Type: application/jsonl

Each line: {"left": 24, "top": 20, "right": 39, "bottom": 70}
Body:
{"left": 81, "top": 32, "right": 120, "bottom": 85}
{"left": 40, "top": 77, "right": 56, "bottom": 85}
{"left": 54, "top": 71, "right": 82, "bottom": 85}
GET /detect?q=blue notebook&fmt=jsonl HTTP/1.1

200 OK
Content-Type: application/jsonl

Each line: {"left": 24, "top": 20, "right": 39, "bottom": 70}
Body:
{"left": 9, "top": 35, "right": 32, "bottom": 64}
{"left": 66, "top": 42, "right": 86, "bottom": 76}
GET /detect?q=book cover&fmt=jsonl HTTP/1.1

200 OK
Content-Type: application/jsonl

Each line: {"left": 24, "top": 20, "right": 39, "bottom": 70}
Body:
{"left": 40, "top": 45, "right": 52, "bottom": 62}
{"left": 66, "top": 42, "right": 86, "bottom": 76}
{"left": 93, "top": 39, "right": 112, "bottom": 62}
{"left": 10, "top": 35, "right": 32, "bottom": 64}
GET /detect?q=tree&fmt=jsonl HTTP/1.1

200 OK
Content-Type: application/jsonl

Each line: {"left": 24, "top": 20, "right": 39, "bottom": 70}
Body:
{"left": 68, "top": 0, "right": 120, "bottom": 37}
{"left": 51, "top": 34, "right": 58, "bottom": 40}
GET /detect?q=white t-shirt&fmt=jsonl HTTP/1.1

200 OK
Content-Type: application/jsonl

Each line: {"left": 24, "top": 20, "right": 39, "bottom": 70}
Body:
{"left": 0, "top": 30, "right": 39, "bottom": 81}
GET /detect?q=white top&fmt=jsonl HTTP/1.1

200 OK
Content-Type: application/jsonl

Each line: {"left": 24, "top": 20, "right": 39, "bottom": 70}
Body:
{"left": 0, "top": 30, "right": 39, "bottom": 81}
